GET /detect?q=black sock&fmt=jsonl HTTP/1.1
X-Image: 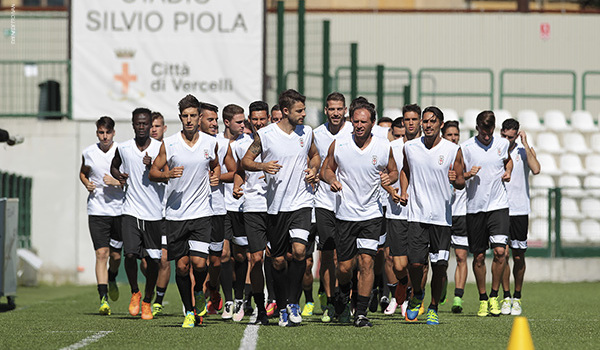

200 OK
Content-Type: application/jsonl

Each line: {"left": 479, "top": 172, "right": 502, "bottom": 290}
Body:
{"left": 234, "top": 260, "right": 248, "bottom": 300}
{"left": 304, "top": 287, "right": 314, "bottom": 303}
{"left": 428, "top": 303, "right": 438, "bottom": 311}
{"left": 287, "top": 259, "right": 306, "bottom": 305}
{"left": 244, "top": 284, "right": 253, "bottom": 306}
{"left": 264, "top": 256, "right": 276, "bottom": 302}
{"left": 399, "top": 276, "right": 408, "bottom": 285}
{"left": 513, "top": 291, "right": 522, "bottom": 299}
{"left": 254, "top": 292, "right": 266, "bottom": 313}
{"left": 220, "top": 260, "right": 233, "bottom": 301}
{"left": 454, "top": 288, "right": 464, "bottom": 298}
{"left": 504, "top": 290, "right": 512, "bottom": 299}
{"left": 490, "top": 289, "right": 499, "bottom": 298}
{"left": 143, "top": 295, "right": 152, "bottom": 303}
{"left": 176, "top": 274, "right": 194, "bottom": 312}
{"left": 98, "top": 284, "right": 108, "bottom": 300}
{"left": 131, "top": 287, "right": 139, "bottom": 294}
{"left": 340, "top": 282, "right": 352, "bottom": 295}
{"left": 479, "top": 292, "right": 488, "bottom": 301}
{"left": 388, "top": 283, "right": 398, "bottom": 297}
{"left": 193, "top": 268, "right": 208, "bottom": 294}
{"left": 272, "top": 265, "right": 288, "bottom": 310}
{"left": 356, "top": 295, "right": 370, "bottom": 317}
{"left": 108, "top": 270, "right": 118, "bottom": 282}
{"left": 327, "top": 296, "right": 333, "bottom": 305}
{"left": 155, "top": 286, "right": 166, "bottom": 305}
{"left": 318, "top": 280, "right": 325, "bottom": 294}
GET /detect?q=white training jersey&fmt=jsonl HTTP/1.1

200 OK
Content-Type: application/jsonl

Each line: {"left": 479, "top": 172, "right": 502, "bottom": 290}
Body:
{"left": 235, "top": 134, "right": 267, "bottom": 213}
{"left": 334, "top": 134, "right": 390, "bottom": 221}
{"left": 313, "top": 121, "right": 353, "bottom": 211}
{"left": 386, "top": 138, "right": 405, "bottom": 220}
{"left": 461, "top": 136, "right": 510, "bottom": 214}
{"left": 505, "top": 144, "right": 531, "bottom": 216}
{"left": 209, "top": 134, "right": 229, "bottom": 216}
{"left": 404, "top": 137, "right": 459, "bottom": 226}
{"left": 451, "top": 187, "right": 467, "bottom": 217}
{"left": 118, "top": 138, "right": 165, "bottom": 221}
{"left": 164, "top": 132, "right": 216, "bottom": 221}
{"left": 258, "top": 123, "right": 314, "bottom": 214}
{"left": 82, "top": 142, "right": 124, "bottom": 216}
{"left": 223, "top": 133, "right": 249, "bottom": 212}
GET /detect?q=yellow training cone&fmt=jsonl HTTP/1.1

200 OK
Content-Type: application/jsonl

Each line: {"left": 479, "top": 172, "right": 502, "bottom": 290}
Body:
{"left": 507, "top": 316, "right": 535, "bottom": 350}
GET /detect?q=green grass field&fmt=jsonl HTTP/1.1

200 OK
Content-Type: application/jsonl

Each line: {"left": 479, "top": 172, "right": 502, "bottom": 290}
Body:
{"left": 1, "top": 282, "right": 598, "bottom": 349}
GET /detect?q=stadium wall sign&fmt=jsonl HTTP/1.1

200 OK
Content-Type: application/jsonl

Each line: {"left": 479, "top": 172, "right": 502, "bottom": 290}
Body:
{"left": 71, "top": 0, "right": 264, "bottom": 120}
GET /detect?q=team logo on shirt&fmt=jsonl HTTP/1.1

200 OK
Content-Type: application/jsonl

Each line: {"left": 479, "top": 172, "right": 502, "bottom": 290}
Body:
{"left": 497, "top": 149, "right": 501, "bottom": 156}
{"left": 204, "top": 149, "right": 210, "bottom": 159}
{"left": 299, "top": 137, "right": 305, "bottom": 147}
{"left": 438, "top": 155, "right": 445, "bottom": 165}
{"left": 372, "top": 155, "right": 377, "bottom": 165}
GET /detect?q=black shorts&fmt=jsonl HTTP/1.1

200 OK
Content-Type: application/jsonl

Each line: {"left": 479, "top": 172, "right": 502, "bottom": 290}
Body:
{"left": 159, "top": 219, "right": 167, "bottom": 250}
{"left": 450, "top": 216, "right": 469, "bottom": 250}
{"left": 387, "top": 219, "right": 409, "bottom": 257}
{"left": 226, "top": 211, "right": 246, "bottom": 246}
{"left": 407, "top": 222, "right": 451, "bottom": 266}
{"left": 266, "top": 208, "right": 312, "bottom": 258}
{"left": 88, "top": 215, "right": 123, "bottom": 251}
{"left": 315, "top": 208, "right": 336, "bottom": 251}
{"left": 509, "top": 215, "right": 529, "bottom": 251}
{"left": 466, "top": 208, "right": 509, "bottom": 255}
{"left": 245, "top": 212, "right": 268, "bottom": 254}
{"left": 167, "top": 217, "right": 212, "bottom": 261}
{"left": 210, "top": 215, "right": 226, "bottom": 255}
{"left": 336, "top": 217, "right": 382, "bottom": 262}
{"left": 305, "top": 224, "right": 317, "bottom": 258}
{"left": 378, "top": 217, "right": 388, "bottom": 249}
{"left": 121, "top": 215, "right": 162, "bottom": 261}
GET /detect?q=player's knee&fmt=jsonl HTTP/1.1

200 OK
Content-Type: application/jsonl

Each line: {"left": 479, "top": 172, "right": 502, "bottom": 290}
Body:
{"left": 125, "top": 253, "right": 137, "bottom": 260}
{"left": 272, "top": 256, "right": 286, "bottom": 270}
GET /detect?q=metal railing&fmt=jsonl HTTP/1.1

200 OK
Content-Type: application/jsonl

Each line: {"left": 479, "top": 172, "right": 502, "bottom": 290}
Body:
{"left": 0, "top": 172, "right": 32, "bottom": 249}
{"left": 417, "top": 67, "right": 494, "bottom": 110}
{"left": 581, "top": 71, "right": 600, "bottom": 111}
{"left": 499, "top": 69, "right": 577, "bottom": 111}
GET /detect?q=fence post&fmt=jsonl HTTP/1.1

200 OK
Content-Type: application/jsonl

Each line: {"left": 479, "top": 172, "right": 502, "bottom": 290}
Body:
{"left": 322, "top": 20, "right": 330, "bottom": 124}
{"left": 554, "top": 188, "right": 562, "bottom": 257}
{"left": 297, "top": 0, "right": 305, "bottom": 94}
{"left": 276, "top": 1, "right": 285, "bottom": 95}
{"left": 350, "top": 43, "right": 358, "bottom": 101}
{"left": 376, "top": 65, "right": 384, "bottom": 119}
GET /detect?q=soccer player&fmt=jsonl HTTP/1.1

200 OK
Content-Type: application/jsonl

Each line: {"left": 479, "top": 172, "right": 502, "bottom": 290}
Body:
{"left": 321, "top": 97, "right": 398, "bottom": 328}
{"left": 442, "top": 120, "right": 469, "bottom": 313}
{"left": 401, "top": 106, "right": 465, "bottom": 325}
{"left": 80, "top": 116, "right": 123, "bottom": 315}
{"left": 148, "top": 94, "right": 220, "bottom": 328}
{"left": 150, "top": 111, "right": 167, "bottom": 141}
{"left": 270, "top": 104, "right": 282, "bottom": 124}
{"left": 110, "top": 108, "right": 165, "bottom": 320}
{"left": 312, "top": 92, "right": 352, "bottom": 322}
{"left": 461, "top": 110, "right": 512, "bottom": 317}
{"left": 500, "top": 118, "right": 540, "bottom": 316}
{"left": 241, "top": 89, "right": 320, "bottom": 327}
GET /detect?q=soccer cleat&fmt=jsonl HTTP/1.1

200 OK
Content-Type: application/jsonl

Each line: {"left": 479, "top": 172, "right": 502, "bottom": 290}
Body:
{"left": 249, "top": 307, "right": 258, "bottom": 324}
{"left": 232, "top": 300, "right": 245, "bottom": 322}
{"left": 221, "top": 301, "right": 233, "bottom": 320}
{"left": 338, "top": 303, "right": 352, "bottom": 324}
{"left": 395, "top": 283, "right": 408, "bottom": 304}
{"left": 384, "top": 297, "right": 398, "bottom": 315}
{"left": 477, "top": 300, "right": 489, "bottom": 317}
{"left": 182, "top": 311, "right": 195, "bottom": 328}
{"left": 152, "top": 303, "right": 164, "bottom": 316}
{"left": 278, "top": 308, "right": 289, "bottom": 327}
{"left": 318, "top": 292, "right": 327, "bottom": 312}
{"left": 488, "top": 296, "right": 501, "bottom": 317}
{"left": 451, "top": 296, "right": 463, "bottom": 314}
{"left": 266, "top": 301, "right": 277, "bottom": 317}
{"left": 302, "top": 302, "right": 314, "bottom": 316}
{"left": 209, "top": 289, "right": 223, "bottom": 311}
{"left": 108, "top": 281, "right": 119, "bottom": 301}
{"left": 129, "top": 291, "right": 142, "bottom": 316}
{"left": 368, "top": 288, "right": 379, "bottom": 312}
{"left": 380, "top": 296, "right": 390, "bottom": 312}
{"left": 419, "top": 302, "right": 425, "bottom": 316}
{"left": 244, "top": 300, "right": 254, "bottom": 317}
{"left": 141, "top": 301, "right": 153, "bottom": 320}
{"left": 195, "top": 292, "right": 207, "bottom": 317}
{"left": 321, "top": 304, "right": 334, "bottom": 323}
{"left": 255, "top": 311, "right": 269, "bottom": 325}
{"left": 99, "top": 296, "right": 111, "bottom": 315}
{"left": 354, "top": 315, "right": 373, "bottom": 328}
{"left": 426, "top": 308, "right": 439, "bottom": 325}
{"left": 501, "top": 297, "right": 512, "bottom": 315}
{"left": 511, "top": 299, "right": 522, "bottom": 316}
{"left": 287, "top": 304, "right": 302, "bottom": 325}
{"left": 400, "top": 300, "right": 408, "bottom": 318}
{"left": 405, "top": 293, "right": 423, "bottom": 321}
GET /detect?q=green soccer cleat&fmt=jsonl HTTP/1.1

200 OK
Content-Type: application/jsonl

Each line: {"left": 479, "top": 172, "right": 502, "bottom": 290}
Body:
{"left": 426, "top": 308, "right": 439, "bottom": 325}
{"left": 182, "top": 311, "right": 195, "bottom": 328}
{"left": 451, "top": 296, "right": 463, "bottom": 313}
{"left": 405, "top": 294, "right": 423, "bottom": 321}
{"left": 477, "top": 300, "right": 489, "bottom": 317}
{"left": 321, "top": 304, "right": 334, "bottom": 323}
{"left": 108, "top": 281, "right": 119, "bottom": 301}
{"left": 338, "top": 303, "right": 351, "bottom": 324}
{"left": 302, "top": 302, "right": 314, "bottom": 316}
{"left": 152, "top": 303, "right": 164, "bottom": 316}
{"left": 488, "top": 296, "right": 501, "bottom": 317}
{"left": 99, "top": 296, "right": 111, "bottom": 316}
{"left": 195, "top": 292, "right": 207, "bottom": 317}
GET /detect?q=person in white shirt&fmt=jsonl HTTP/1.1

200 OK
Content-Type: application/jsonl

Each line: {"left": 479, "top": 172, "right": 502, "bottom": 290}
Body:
{"left": 80, "top": 116, "right": 124, "bottom": 316}
{"left": 499, "top": 118, "right": 540, "bottom": 316}
{"left": 461, "top": 110, "right": 513, "bottom": 317}
{"left": 241, "top": 89, "right": 320, "bottom": 327}
{"left": 321, "top": 98, "right": 398, "bottom": 328}
{"left": 148, "top": 95, "right": 220, "bottom": 328}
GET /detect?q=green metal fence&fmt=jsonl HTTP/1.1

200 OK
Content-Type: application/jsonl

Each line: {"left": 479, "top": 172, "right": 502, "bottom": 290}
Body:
{"left": 0, "top": 172, "right": 32, "bottom": 249}
{"left": 581, "top": 70, "right": 600, "bottom": 111}
{"left": 417, "top": 68, "right": 494, "bottom": 110}
{"left": 499, "top": 69, "right": 577, "bottom": 111}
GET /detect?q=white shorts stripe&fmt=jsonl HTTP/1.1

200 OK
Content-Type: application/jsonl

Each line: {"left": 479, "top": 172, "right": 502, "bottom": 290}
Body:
{"left": 161, "top": 235, "right": 167, "bottom": 246}
{"left": 233, "top": 236, "right": 249, "bottom": 247}
{"left": 189, "top": 240, "right": 210, "bottom": 254}
{"left": 210, "top": 240, "right": 224, "bottom": 252}
{"left": 146, "top": 248, "right": 162, "bottom": 260}
{"left": 357, "top": 238, "right": 378, "bottom": 251}
{"left": 429, "top": 250, "right": 450, "bottom": 263}
{"left": 110, "top": 239, "right": 123, "bottom": 249}
{"left": 451, "top": 235, "right": 468, "bottom": 247}
{"left": 490, "top": 234, "right": 508, "bottom": 245}
{"left": 510, "top": 239, "right": 528, "bottom": 249}
{"left": 289, "top": 228, "right": 310, "bottom": 242}
{"left": 378, "top": 233, "right": 387, "bottom": 246}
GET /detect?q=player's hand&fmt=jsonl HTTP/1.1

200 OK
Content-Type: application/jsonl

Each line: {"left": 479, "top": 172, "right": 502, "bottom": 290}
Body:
{"left": 209, "top": 170, "right": 219, "bottom": 187}
{"left": 380, "top": 171, "right": 391, "bottom": 186}
{"left": 399, "top": 192, "right": 408, "bottom": 206}
{"left": 304, "top": 168, "right": 318, "bottom": 184}
{"left": 448, "top": 169, "right": 457, "bottom": 182}
{"left": 330, "top": 180, "right": 342, "bottom": 192}
{"left": 390, "top": 188, "right": 402, "bottom": 204}
{"left": 469, "top": 166, "right": 481, "bottom": 178}
{"left": 519, "top": 131, "right": 529, "bottom": 147}
{"left": 502, "top": 170, "right": 511, "bottom": 182}
{"left": 143, "top": 152, "right": 152, "bottom": 166}
{"left": 103, "top": 174, "right": 120, "bottom": 186}
{"left": 168, "top": 166, "right": 184, "bottom": 179}
{"left": 233, "top": 186, "right": 244, "bottom": 199}
{"left": 262, "top": 160, "right": 282, "bottom": 175}
{"left": 85, "top": 181, "right": 96, "bottom": 192}
{"left": 117, "top": 172, "right": 129, "bottom": 186}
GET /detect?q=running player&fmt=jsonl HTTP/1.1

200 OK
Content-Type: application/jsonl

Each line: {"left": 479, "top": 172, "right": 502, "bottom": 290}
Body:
{"left": 461, "top": 110, "right": 512, "bottom": 317}
{"left": 80, "top": 116, "right": 123, "bottom": 315}
{"left": 241, "top": 89, "right": 320, "bottom": 327}
{"left": 148, "top": 94, "right": 220, "bottom": 328}
{"left": 401, "top": 106, "right": 465, "bottom": 325}
{"left": 110, "top": 108, "right": 165, "bottom": 320}
{"left": 321, "top": 97, "right": 398, "bottom": 327}
{"left": 500, "top": 118, "right": 540, "bottom": 316}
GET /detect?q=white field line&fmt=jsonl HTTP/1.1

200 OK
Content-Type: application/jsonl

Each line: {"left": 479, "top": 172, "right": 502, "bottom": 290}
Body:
{"left": 238, "top": 324, "right": 259, "bottom": 350}
{"left": 59, "top": 331, "right": 113, "bottom": 350}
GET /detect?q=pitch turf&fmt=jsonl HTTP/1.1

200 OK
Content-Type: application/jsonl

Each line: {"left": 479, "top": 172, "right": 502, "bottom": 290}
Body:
{"left": 1, "top": 282, "right": 598, "bottom": 349}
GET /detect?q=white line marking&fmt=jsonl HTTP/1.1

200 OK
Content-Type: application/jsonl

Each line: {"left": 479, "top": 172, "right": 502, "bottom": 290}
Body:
{"left": 59, "top": 331, "right": 113, "bottom": 350}
{"left": 238, "top": 324, "right": 259, "bottom": 350}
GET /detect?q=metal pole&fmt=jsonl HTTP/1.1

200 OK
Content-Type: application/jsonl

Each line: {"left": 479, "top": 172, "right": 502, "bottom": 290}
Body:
{"left": 322, "top": 20, "right": 330, "bottom": 116}
{"left": 297, "top": 0, "right": 305, "bottom": 94}
{"left": 376, "top": 65, "right": 384, "bottom": 120}
{"left": 554, "top": 188, "right": 562, "bottom": 257}
{"left": 277, "top": 1, "right": 285, "bottom": 95}
{"left": 350, "top": 43, "right": 358, "bottom": 101}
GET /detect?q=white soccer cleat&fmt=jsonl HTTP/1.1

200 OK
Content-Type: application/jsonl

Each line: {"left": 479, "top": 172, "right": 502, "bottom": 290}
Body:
{"left": 384, "top": 297, "right": 398, "bottom": 315}
{"left": 232, "top": 299, "right": 245, "bottom": 322}
{"left": 400, "top": 300, "right": 408, "bottom": 318}
{"left": 501, "top": 297, "right": 512, "bottom": 315}
{"left": 510, "top": 299, "right": 522, "bottom": 316}
{"left": 222, "top": 301, "right": 234, "bottom": 320}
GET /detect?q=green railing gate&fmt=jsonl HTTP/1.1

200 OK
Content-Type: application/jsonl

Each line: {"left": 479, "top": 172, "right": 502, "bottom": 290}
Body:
{"left": 499, "top": 69, "right": 576, "bottom": 111}
{"left": 0, "top": 172, "right": 32, "bottom": 248}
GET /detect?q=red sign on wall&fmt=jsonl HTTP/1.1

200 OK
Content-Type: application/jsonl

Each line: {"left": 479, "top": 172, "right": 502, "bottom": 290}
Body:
{"left": 540, "top": 22, "right": 550, "bottom": 40}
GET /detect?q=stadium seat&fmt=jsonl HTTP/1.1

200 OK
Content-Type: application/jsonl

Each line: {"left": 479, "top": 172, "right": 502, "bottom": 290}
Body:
{"left": 579, "top": 220, "right": 600, "bottom": 243}
{"left": 561, "top": 197, "right": 584, "bottom": 220}
{"left": 494, "top": 109, "right": 513, "bottom": 129}
{"left": 580, "top": 198, "right": 600, "bottom": 219}
{"left": 517, "top": 109, "right": 544, "bottom": 132}
{"left": 558, "top": 175, "right": 585, "bottom": 198}
{"left": 535, "top": 132, "right": 562, "bottom": 154}
{"left": 584, "top": 154, "right": 600, "bottom": 175}
{"left": 529, "top": 218, "right": 549, "bottom": 242}
{"left": 570, "top": 110, "right": 599, "bottom": 133}
{"left": 562, "top": 132, "right": 590, "bottom": 155}
{"left": 537, "top": 153, "right": 562, "bottom": 176}
{"left": 559, "top": 154, "right": 587, "bottom": 176}
{"left": 583, "top": 175, "right": 600, "bottom": 196}
{"left": 531, "top": 174, "right": 555, "bottom": 188}
{"left": 543, "top": 110, "right": 572, "bottom": 132}
{"left": 590, "top": 133, "right": 600, "bottom": 153}
{"left": 442, "top": 108, "right": 459, "bottom": 122}
{"left": 560, "top": 219, "right": 584, "bottom": 243}
{"left": 531, "top": 195, "right": 548, "bottom": 218}
{"left": 462, "top": 109, "right": 479, "bottom": 130}
{"left": 383, "top": 107, "right": 402, "bottom": 120}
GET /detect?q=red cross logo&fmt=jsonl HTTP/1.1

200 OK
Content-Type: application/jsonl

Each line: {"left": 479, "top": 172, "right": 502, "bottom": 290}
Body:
{"left": 114, "top": 63, "right": 137, "bottom": 95}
